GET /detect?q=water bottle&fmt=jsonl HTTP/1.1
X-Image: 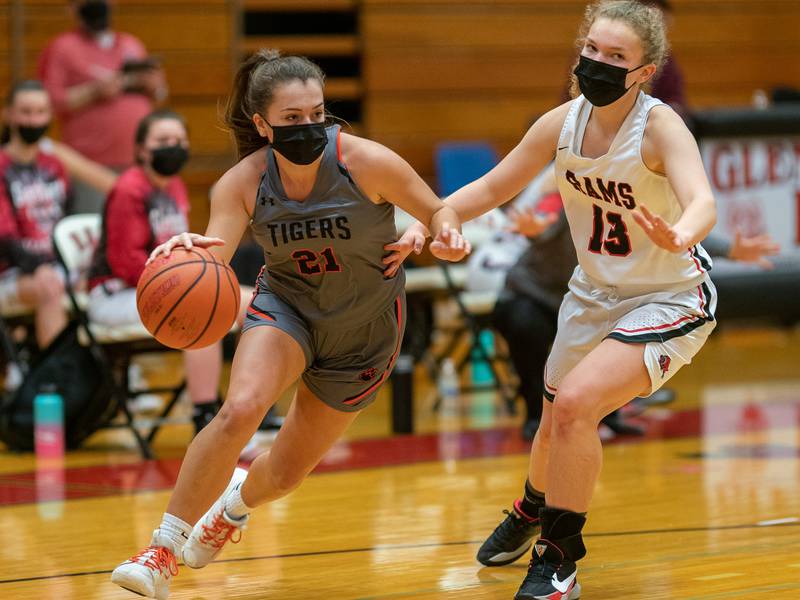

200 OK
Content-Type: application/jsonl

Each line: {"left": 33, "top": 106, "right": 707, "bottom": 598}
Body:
{"left": 34, "top": 384, "right": 65, "bottom": 462}
{"left": 438, "top": 358, "right": 460, "bottom": 417}
{"left": 470, "top": 330, "right": 495, "bottom": 387}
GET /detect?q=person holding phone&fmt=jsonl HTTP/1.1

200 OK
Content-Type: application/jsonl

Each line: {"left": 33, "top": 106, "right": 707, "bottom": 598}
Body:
{"left": 37, "top": 0, "right": 168, "bottom": 212}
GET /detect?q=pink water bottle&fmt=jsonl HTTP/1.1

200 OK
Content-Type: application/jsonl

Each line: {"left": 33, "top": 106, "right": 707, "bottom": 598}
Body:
{"left": 34, "top": 384, "right": 64, "bottom": 461}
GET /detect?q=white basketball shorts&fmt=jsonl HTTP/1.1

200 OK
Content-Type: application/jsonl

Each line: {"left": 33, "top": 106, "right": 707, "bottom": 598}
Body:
{"left": 544, "top": 267, "right": 717, "bottom": 400}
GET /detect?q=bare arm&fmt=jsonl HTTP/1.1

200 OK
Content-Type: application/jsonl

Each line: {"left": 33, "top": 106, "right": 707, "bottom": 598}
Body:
{"left": 48, "top": 140, "right": 118, "bottom": 194}
{"left": 634, "top": 107, "right": 717, "bottom": 251}
{"left": 345, "top": 135, "right": 460, "bottom": 239}
{"left": 443, "top": 103, "right": 570, "bottom": 222}
{"left": 203, "top": 168, "right": 253, "bottom": 264}
{"left": 147, "top": 162, "right": 255, "bottom": 265}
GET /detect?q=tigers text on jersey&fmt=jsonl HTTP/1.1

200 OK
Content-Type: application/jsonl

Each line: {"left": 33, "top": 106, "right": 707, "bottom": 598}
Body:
{"left": 555, "top": 92, "right": 712, "bottom": 292}
{"left": 250, "top": 125, "right": 404, "bottom": 330}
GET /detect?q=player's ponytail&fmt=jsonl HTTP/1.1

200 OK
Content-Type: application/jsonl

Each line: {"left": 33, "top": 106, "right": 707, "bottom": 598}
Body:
{"left": 224, "top": 49, "right": 325, "bottom": 160}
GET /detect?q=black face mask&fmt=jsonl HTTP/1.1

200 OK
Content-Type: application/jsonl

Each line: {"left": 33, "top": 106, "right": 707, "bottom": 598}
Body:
{"left": 17, "top": 123, "right": 50, "bottom": 145}
{"left": 78, "top": 1, "right": 110, "bottom": 33}
{"left": 574, "top": 55, "right": 646, "bottom": 107}
{"left": 268, "top": 122, "right": 328, "bottom": 165}
{"left": 150, "top": 145, "right": 189, "bottom": 176}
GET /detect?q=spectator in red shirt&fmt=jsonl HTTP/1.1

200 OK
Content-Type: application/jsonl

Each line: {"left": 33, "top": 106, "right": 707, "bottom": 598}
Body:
{"left": 0, "top": 81, "right": 71, "bottom": 349}
{"left": 38, "top": 0, "right": 167, "bottom": 212}
{"left": 87, "top": 110, "right": 233, "bottom": 436}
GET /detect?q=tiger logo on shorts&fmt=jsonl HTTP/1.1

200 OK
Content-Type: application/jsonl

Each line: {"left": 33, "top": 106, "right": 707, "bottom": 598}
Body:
{"left": 359, "top": 367, "right": 378, "bottom": 382}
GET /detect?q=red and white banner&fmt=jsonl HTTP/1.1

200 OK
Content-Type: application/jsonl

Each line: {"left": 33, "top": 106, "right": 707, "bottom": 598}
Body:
{"left": 701, "top": 138, "right": 800, "bottom": 251}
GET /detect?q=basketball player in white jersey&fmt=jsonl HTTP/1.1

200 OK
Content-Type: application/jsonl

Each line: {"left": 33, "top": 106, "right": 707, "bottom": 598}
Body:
{"left": 399, "top": 1, "right": 716, "bottom": 597}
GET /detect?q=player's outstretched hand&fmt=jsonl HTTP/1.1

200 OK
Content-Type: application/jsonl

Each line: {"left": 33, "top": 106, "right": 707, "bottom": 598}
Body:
{"left": 631, "top": 205, "right": 686, "bottom": 253}
{"left": 147, "top": 232, "right": 225, "bottom": 264}
{"left": 383, "top": 227, "right": 426, "bottom": 278}
{"left": 506, "top": 207, "right": 558, "bottom": 238}
{"left": 430, "top": 223, "right": 472, "bottom": 263}
{"left": 728, "top": 229, "right": 781, "bottom": 269}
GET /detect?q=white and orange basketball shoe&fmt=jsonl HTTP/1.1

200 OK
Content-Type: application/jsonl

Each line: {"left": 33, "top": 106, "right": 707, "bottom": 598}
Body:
{"left": 111, "top": 529, "right": 179, "bottom": 599}
{"left": 182, "top": 467, "right": 250, "bottom": 569}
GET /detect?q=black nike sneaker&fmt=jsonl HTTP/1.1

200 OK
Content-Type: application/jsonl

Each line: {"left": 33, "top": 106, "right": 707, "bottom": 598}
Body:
{"left": 515, "top": 539, "right": 581, "bottom": 600}
{"left": 476, "top": 500, "right": 541, "bottom": 567}
{"left": 515, "top": 508, "right": 586, "bottom": 600}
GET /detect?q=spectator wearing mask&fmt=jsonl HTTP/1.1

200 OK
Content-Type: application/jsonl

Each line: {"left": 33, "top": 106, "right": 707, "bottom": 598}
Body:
{"left": 38, "top": 0, "right": 167, "bottom": 212}
{"left": 86, "top": 110, "right": 230, "bottom": 436}
{"left": 0, "top": 81, "right": 71, "bottom": 349}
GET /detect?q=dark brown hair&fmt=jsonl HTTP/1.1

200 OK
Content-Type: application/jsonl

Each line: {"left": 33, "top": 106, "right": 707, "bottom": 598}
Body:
{"left": 224, "top": 49, "right": 326, "bottom": 160}
{"left": 133, "top": 109, "right": 188, "bottom": 164}
{"left": 1, "top": 80, "right": 48, "bottom": 145}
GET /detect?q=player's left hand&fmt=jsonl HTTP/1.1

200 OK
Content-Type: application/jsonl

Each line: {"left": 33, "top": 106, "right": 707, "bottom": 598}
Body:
{"left": 430, "top": 223, "right": 472, "bottom": 262}
{"left": 383, "top": 226, "right": 427, "bottom": 278}
{"left": 632, "top": 205, "right": 687, "bottom": 253}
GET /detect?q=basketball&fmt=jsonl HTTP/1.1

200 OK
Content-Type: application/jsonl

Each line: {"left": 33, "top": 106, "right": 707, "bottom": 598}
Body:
{"left": 136, "top": 246, "right": 240, "bottom": 350}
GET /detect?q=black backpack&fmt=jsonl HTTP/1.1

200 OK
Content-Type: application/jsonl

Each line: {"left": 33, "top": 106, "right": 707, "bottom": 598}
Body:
{"left": 0, "top": 320, "right": 115, "bottom": 451}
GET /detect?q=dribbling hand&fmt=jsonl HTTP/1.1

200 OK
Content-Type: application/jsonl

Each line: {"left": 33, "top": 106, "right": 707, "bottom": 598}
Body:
{"left": 430, "top": 223, "right": 471, "bottom": 263}
{"left": 146, "top": 232, "right": 225, "bottom": 265}
{"left": 383, "top": 227, "right": 427, "bottom": 278}
{"left": 631, "top": 205, "right": 687, "bottom": 253}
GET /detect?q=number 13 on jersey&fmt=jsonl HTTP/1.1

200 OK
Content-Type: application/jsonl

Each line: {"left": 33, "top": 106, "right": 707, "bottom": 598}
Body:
{"left": 588, "top": 204, "right": 632, "bottom": 257}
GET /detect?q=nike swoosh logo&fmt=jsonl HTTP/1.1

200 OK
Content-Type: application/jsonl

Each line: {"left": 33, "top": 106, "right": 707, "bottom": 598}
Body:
{"left": 557, "top": 146, "right": 569, "bottom": 151}
{"left": 551, "top": 570, "right": 577, "bottom": 594}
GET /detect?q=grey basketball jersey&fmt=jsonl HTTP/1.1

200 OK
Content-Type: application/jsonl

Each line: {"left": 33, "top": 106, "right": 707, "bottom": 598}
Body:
{"left": 250, "top": 125, "right": 404, "bottom": 330}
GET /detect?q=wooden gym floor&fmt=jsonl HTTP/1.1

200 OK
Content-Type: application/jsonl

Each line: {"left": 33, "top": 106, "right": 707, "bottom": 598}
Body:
{"left": 1, "top": 324, "right": 799, "bottom": 599}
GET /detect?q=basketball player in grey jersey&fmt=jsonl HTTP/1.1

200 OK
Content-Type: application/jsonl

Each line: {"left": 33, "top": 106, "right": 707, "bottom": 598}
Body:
{"left": 112, "top": 50, "right": 470, "bottom": 599}
{"left": 248, "top": 123, "right": 407, "bottom": 411}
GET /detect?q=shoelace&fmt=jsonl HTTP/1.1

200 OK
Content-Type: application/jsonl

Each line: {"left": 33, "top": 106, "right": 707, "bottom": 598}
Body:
{"left": 130, "top": 546, "right": 178, "bottom": 577}
{"left": 526, "top": 557, "right": 558, "bottom": 581}
{"left": 493, "top": 509, "right": 534, "bottom": 545}
{"left": 198, "top": 509, "right": 243, "bottom": 549}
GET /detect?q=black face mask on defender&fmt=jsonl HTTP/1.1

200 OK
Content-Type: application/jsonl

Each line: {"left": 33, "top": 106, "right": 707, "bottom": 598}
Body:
{"left": 267, "top": 122, "right": 328, "bottom": 166}
{"left": 574, "top": 55, "right": 646, "bottom": 107}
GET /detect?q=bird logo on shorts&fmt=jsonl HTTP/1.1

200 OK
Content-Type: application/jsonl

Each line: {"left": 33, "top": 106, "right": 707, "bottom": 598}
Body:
{"left": 658, "top": 354, "right": 671, "bottom": 378}
{"left": 359, "top": 367, "right": 378, "bottom": 382}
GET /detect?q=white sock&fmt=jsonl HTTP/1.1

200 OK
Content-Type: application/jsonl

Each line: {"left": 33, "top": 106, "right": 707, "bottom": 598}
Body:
{"left": 223, "top": 483, "right": 252, "bottom": 520}
{"left": 159, "top": 513, "right": 192, "bottom": 551}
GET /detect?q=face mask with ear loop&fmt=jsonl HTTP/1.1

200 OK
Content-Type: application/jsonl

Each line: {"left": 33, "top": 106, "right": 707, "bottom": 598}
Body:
{"left": 267, "top": 121, "right": 328, "bottom": 165}
{"left": 574, "top": 54, "right": 647, "bottom": 107}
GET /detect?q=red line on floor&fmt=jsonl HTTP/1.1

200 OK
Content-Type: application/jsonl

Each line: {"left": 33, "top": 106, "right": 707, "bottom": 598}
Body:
{"left": 1, "top": 400, "right": 798, "bottom": 507}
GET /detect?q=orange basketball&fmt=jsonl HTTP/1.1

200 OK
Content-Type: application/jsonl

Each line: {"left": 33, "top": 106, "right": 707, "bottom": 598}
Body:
{"left": 136, "top": 246, "right": 240, "bottom": 350}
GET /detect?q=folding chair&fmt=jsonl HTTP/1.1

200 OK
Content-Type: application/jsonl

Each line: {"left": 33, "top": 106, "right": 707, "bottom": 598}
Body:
{"left": 52, "top": 214, "right": 187, "bottom": 458}
{"left": 431, "top": 142, "right": 517, "bottom": 413}
{"left": 434, "top": 262, "right": 517, "bottom": 414}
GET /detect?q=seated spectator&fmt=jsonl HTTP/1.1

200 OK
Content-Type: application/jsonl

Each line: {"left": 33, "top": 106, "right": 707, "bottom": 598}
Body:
{"left": 0, "top": 81, "right": 71, "bottom": 349}
{"left": 86, "top": 110, "right": 238, "bottom": 436}
{"left": 38, "top": 0, "right": 167, "bottom": 212}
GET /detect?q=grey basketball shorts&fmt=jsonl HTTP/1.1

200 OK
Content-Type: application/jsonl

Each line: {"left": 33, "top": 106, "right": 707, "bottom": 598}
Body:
{"left": 243, "top": 286, "right": 406, "bottom": 412}
{"left": 544, "top": 267, "right": 717, "bottom": 401}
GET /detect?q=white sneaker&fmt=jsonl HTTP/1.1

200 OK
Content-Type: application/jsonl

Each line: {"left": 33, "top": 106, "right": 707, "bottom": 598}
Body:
{"left": 111, "top": 529, "right": 179, "bottom": 599}
{"left": 182, "top": 467, "right": 249, "bottom": 569}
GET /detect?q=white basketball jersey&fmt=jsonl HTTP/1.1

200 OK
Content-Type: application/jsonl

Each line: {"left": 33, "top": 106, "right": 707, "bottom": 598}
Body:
{"left": 555, "top": 92, "right": 712, "bottom": 291}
